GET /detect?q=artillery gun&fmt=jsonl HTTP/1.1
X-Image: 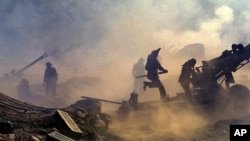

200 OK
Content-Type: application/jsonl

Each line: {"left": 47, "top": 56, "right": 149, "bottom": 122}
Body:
{"left": 186, "top": 43, "right": 250, "bottom": 113}
{"left": 1, "top": 52, "right": 48, "bottom": 78}
{"left": 0, "top": 52, "right": 48, "bottom": 93}
{"left": 192, "top": 44, "right": 249, "bottom": 92}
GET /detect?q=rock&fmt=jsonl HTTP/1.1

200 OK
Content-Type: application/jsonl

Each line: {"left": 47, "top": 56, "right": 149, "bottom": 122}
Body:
{"left": 76, "top": 110, "right": 87, "bottom": 118}
{"left": 0, "top": 134, "right": 15, "bottom": 141}
{"left": 0, "top": 121, "right": 13, "bottom": 134}
{"left": 28, "top": 135, "right": 40, "bottom": 141}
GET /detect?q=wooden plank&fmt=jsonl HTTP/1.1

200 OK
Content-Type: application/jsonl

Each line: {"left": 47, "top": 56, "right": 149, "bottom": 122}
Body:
{"left": 56, "top": 110, "right": 83, "bottom": 133}
{"left": 47, "top": 131, "right": 75, "bottom": 141}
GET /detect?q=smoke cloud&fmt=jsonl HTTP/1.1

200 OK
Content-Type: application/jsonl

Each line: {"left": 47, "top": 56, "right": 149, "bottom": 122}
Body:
{"left": 0, "top": 0, "right": 250, "bottom": 109}
{"left": 1, "top": 0, "right": 250, "bottom": 140}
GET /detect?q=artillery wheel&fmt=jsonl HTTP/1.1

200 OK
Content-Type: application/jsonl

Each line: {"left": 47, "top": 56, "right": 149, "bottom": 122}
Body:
{"left": 228, "top": 84, "right": 250, "bottom": 116}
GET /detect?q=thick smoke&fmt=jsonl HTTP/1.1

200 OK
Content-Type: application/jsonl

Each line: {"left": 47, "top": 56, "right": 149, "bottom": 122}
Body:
{"left": 0, "top": 0, "right": 250, "bottom": 105}
{"left": 1, "top": 0, "right": 250, "bottom": 140}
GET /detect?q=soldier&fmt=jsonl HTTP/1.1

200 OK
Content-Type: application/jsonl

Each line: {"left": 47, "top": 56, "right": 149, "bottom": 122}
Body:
{"left": 43, "top": 62, "right": 58, "bottom": 97}
{"left": 16, "top": 78, "right": 32, "bottom": 101}
{"left": 178, "top": 58, "right": 196, "bottom": 99}
{"left": 128, "top": 91, "right": 139, "bottom": 109}
{"left": 132, "top": 57, "right": 146, "bottom": 94}
{"left": 232, "top": 43, "right": 244, "bottom": 54}
{"left": 143, "top": 48, "right": 168, "bottom": 100}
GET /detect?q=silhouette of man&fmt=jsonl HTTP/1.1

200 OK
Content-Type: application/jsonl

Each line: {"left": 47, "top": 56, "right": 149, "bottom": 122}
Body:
{"left": 220, "top": 50, "right": 235, "bottom": 89}
{"left": 143, "top": 48, "right": 168, "bottom": 100}
{"left": 16, "top": 78, "right": 32, "bottom": 101}
{"left": 128, "top": 91, "right": 139, "bottom": 109}
{"left": 43, "top": 62, "right": 58, "bottom": 97}
{"left": 178, "top": 58, "right": 196, "bottom": 99}
{"left": 132, "top": 57, "right": 146, "bottom": 94}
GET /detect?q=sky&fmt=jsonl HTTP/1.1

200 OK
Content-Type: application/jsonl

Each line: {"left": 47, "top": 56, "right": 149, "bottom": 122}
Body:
{"left": 0, "top": 0, "right": 250, "bottom": 94}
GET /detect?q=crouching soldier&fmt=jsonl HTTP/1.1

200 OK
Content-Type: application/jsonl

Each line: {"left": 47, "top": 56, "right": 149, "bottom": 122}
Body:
{"left": 178, "top": 58, "right": 196, "bottom": 100}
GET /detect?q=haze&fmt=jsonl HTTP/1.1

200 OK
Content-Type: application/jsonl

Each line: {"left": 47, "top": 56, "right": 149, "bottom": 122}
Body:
{"left": 1, "top": 0, "right": 250, "bottom": 140}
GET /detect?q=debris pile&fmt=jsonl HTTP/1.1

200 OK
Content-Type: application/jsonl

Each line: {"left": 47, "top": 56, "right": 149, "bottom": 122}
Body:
{"left": 0, "top": 93, "right": 112, "bottom": 141}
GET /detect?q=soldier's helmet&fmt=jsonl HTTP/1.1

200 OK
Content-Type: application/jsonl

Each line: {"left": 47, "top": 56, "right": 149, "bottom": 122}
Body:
{"left": 189, "top": 58, "right": 196, "bottom": 65}
{"left": 46, "top": 62, "right": 52, "bottom": 67}
{"left": 138, "top": 57, "right": 145, "bottom": 63}
{"left": 151, "top": 48, "right": 161, "bottom": 57}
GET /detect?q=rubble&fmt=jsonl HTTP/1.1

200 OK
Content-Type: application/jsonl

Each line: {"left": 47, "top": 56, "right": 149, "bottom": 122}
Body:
{"left": 0, "top": 92, "right": 112, "bottom": 141}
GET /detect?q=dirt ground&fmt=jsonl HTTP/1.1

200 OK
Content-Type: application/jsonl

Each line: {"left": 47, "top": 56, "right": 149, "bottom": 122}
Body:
{"left": 107, "top": 104, "right": 250, "bottom": 141}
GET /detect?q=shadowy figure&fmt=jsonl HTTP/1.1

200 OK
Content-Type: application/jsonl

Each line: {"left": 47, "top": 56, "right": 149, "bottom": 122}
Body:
{"left": 178, "top": 58, "right": 196, "bottom": 99}
{"left": 220, "top": 50, "right": 235, "bottom": 89}
{"left": 222, "top": 43, "right": 245, "bottom": 89}
{"left": 232, "top": 43, "right": 244, "bottom": 54}
{"left": 128, "top": 91, "right": 139, "bottom": 109}
{"left": 43, "top": 62, "right": 58, "bottom": 97}
{"left": 16, "top": 78, "right": 32, "bottom": 101}
{"left": 117, "top": 101, "right": 130, "bottom": 118}
{"left": 132, "top": 57, "right": 146, "bottom": 94}
{"left": 143, "top": 48, "right": 168, "bottom": 100}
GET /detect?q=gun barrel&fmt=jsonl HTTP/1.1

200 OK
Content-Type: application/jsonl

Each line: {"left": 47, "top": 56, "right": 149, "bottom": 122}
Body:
{"left": 135, "top": 71, "right": 167, "bottom": 78}
{"left": 15, "top": 52, "right": 48, "bottom": 74}
{"left": 81, "top": 96, "right": 123, "bottom": 105}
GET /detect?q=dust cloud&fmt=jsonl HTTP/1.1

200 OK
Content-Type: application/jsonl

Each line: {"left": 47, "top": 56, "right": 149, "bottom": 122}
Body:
{"left": 109, "top": 102, "right": 208, "bottom": 141}
{"left": 0, "top": 0, "right": 250, "bottom": 139}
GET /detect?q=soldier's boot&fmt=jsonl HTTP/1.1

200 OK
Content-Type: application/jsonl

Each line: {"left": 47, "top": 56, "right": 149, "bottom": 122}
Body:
{"left": 143, "top": 81, "right": 149, "bottom": 91}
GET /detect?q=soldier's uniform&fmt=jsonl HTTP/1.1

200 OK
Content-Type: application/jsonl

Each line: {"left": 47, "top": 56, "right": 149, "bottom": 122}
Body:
{"left": 128, "top": 92, "right": 139, "bottom": 109}
{"left": 178, "top": 58, "right": 196, "bottom": 98}
{"left": 43, "top": 62, "right": 58, "bottom": 97}
{"left": 132, "top": 58, "right": 146, "bottom": 94}
{"left": 143, "top": 48, "right": 168, "bottom": 100}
